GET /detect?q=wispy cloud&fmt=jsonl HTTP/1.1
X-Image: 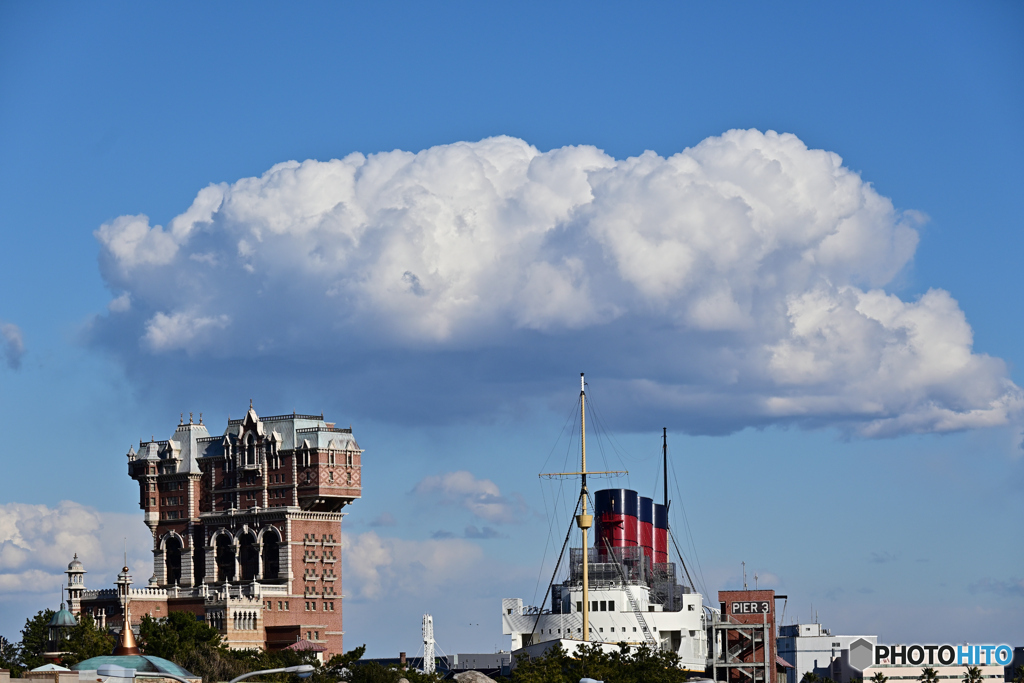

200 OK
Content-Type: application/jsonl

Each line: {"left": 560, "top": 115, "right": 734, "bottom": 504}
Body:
{"left": 368, "top": 512, "right": 397, "bottom": 527}
{"left": 88, "top": 131, "right": 1023, "bottom": 437}
{"left": 463, "top": 525, "right": 506, "bottom": 539}
{"left": 341, "top": 530, "right": 486, "bottom": 600}
{"left": 869, "top": 551, "right": 897, "bottom": 564}
{"left": 413, "top": 471, "right": 526, "bottom": 524}
{"left": 968, "top": 577, "right": 1024, "bottom": 598}
{"left": 1, "top": 323, "right": 24, "bottom": 370}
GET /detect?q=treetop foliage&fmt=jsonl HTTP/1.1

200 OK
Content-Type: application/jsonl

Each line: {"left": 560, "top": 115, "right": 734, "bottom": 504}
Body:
{"left": 509, "top": 642, "right": 691, "bottom": 683}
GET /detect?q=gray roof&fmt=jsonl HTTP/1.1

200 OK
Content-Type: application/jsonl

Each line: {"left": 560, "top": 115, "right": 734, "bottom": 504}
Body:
{"left": 132, "top": 407, "right": 362, "bottom": 469}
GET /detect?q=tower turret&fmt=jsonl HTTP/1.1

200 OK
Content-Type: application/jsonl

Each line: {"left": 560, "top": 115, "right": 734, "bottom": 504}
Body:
{"left": 65, "top": 554, "right": 86, "bottom": 616}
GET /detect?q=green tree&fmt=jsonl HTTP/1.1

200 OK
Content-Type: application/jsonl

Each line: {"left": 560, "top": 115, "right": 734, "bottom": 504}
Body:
{"left": 1012, "top": 666, "right": 1024, "bottom": 683}
{"left": 919, "top": 668, "right": 940, "bottom": 683}
{"left": 962, "top": 666, "right": 983, "bottom": 683}
{"left": 138, "top": 612, "right": 236, "bottom": 683}
{"left": 174, "top": 643, "right": 248, "bottom": 683}
{"left": 0, "top": 634, "right": 24, "bottom": 676}
{"left": 510, "top": 642, "right": 689, "bottom": 683}
{"left": 19, "top": 610, "right": 56, "bottom": 671}
{"left": 320, "top": 645, "right": 365, "bottom": 681}
{"left": 803, "top": 673, "right": 821, "bottom": 683}
{"left": 871, "top": 671, "right": 889, "bottom": 683}
{"left": 62, "top": 614, "right": 116, "bottom": 667}
{"left": 850, "top": 677, "right": 864, "bottom": 683}
{"left": 139, "top": 612, "right": 224, "bottom": 660}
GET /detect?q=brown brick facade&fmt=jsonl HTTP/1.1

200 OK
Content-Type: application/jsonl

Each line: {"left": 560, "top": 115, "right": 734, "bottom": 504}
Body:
{"left": 75, "top": 407, "right": 361, "bottom": 659}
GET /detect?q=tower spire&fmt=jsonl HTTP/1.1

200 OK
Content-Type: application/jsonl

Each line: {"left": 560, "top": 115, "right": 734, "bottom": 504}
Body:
{"left": 112, "top": 558, "right": 140, "bottom": 655}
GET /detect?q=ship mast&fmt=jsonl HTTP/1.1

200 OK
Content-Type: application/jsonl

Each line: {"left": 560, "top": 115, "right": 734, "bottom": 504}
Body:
{"left": 538, "top": 373, "right": 625, "bottom": 645}
{"left": 577, "top": 373, "right": 593, "bottom": 642}
{"left": 663, "top": 427, "right": 669, "bottom": 511}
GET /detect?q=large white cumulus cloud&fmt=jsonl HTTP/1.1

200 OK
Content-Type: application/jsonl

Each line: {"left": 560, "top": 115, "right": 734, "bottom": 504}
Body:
{"left": 92, "top": 130, "right": 1022, "bottom": 436}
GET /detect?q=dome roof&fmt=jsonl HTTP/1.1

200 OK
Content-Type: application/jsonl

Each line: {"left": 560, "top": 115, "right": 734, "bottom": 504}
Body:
{"left": 49, "top": 605, "right": 77, "bottom": 627}
{"left": 70, "top": 655, "right": 197, "bottom": 679}
{"left": 68, "top": 553, "right": 84, "bottom": 571}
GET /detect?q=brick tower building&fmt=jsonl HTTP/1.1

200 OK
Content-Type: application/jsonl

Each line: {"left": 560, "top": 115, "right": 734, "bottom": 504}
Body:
{"left": 73, "top": 405, "right": 362, "bottom": 657}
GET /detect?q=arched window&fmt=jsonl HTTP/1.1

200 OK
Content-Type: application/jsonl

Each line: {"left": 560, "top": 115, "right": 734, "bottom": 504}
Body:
{"left": 165, "top": 536, "right": 182, "bottom": 585}
{"left": 262, "top": 530, "right": 281, "bottom": 581}
{"left": 194, "top": 536, "right": 206, "bottom": 584}
{"left": 239, "top": 532, "right": 258, "bottom": 581}
{"left": 216, "top": 535, "right": 235, "bottom": 582}
{"left": 245, "top": 434, "right": 256, "bottom": 468}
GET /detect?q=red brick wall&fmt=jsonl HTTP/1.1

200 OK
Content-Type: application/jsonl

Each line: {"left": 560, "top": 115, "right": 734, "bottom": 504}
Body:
{"left": 720, "top": 590, "right": 778, "bottom": 683}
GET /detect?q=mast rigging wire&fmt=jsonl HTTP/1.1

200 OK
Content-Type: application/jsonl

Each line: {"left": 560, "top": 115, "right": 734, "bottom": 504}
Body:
{"left": 531, "top": 493, "right": 582, "bottom": 640}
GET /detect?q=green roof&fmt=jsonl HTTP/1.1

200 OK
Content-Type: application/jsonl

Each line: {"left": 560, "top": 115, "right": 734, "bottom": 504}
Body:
{"left": 49, "top": 607, "right": 77, "bottom": 627}
{"left": 70, "top": 655, "right": 197, "bottom": 678}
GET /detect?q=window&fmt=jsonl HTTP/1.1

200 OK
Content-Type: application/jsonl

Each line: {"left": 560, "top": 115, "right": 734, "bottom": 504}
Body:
{"left": 284, "top": 601, "right": 289, "bottom": 611}
{"left": 609, "top": 600, "right": 615, "bottom": 611}
{"left": 592, "top": 601, "right": 598, "bottom": 612}
{"left": 314, "top": 631, "right": 319, "bottom": 640}
{"left": 346, "top": 453, "right": 353, "bottom": 467}
{"left": 305, "top": 602, "right": 310, "bottom": 611}
{"left": 576, "top": 602, "right": 582, "bottom": 613}
{"left": 278, "top": 601, "right": 283, "bottom": 610}
{"left": 328, "top": 471, "right": 333, "bottom": 483}
{"left": 600, "top": 601, "right": 606, "bottom": 611}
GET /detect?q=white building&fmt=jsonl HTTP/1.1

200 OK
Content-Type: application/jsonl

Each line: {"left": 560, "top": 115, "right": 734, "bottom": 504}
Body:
{"left": 778, "top": 623, "right": 878, "bottom": 683}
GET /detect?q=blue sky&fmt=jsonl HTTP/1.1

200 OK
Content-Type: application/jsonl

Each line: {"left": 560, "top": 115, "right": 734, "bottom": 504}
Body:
{"left": 1, "top": 1, "right": 1022, "bottom": 657}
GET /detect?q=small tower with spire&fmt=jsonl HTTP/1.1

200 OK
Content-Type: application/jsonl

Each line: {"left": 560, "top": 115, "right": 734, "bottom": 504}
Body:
{"left": 65, "top": 554, "right": 86, "bottom": 616}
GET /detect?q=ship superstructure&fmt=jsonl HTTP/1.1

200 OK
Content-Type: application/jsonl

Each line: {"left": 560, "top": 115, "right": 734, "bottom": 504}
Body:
{"left": 501, "top": 375, "right": 709, "bottom": 672}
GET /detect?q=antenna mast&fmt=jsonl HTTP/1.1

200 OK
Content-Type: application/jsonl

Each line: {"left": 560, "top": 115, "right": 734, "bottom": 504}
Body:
{"left": 577, "top": 373, "right": 593, "bottom": 641}
{"left": 422, "top": 614, "right": 435, "bottom": 674}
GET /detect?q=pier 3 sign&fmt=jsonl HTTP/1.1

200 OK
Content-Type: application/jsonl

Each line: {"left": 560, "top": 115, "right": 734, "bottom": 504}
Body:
{"left": 731, "top": 601, "right": 770, "bottom": 614}
{"left": 848, "top": 640, "right": 1014, "bottom": 671}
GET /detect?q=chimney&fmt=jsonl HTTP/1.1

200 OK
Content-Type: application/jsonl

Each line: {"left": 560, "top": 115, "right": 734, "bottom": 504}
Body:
{"left": 399, "top": 652, "right": 406, "bottom": 668}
